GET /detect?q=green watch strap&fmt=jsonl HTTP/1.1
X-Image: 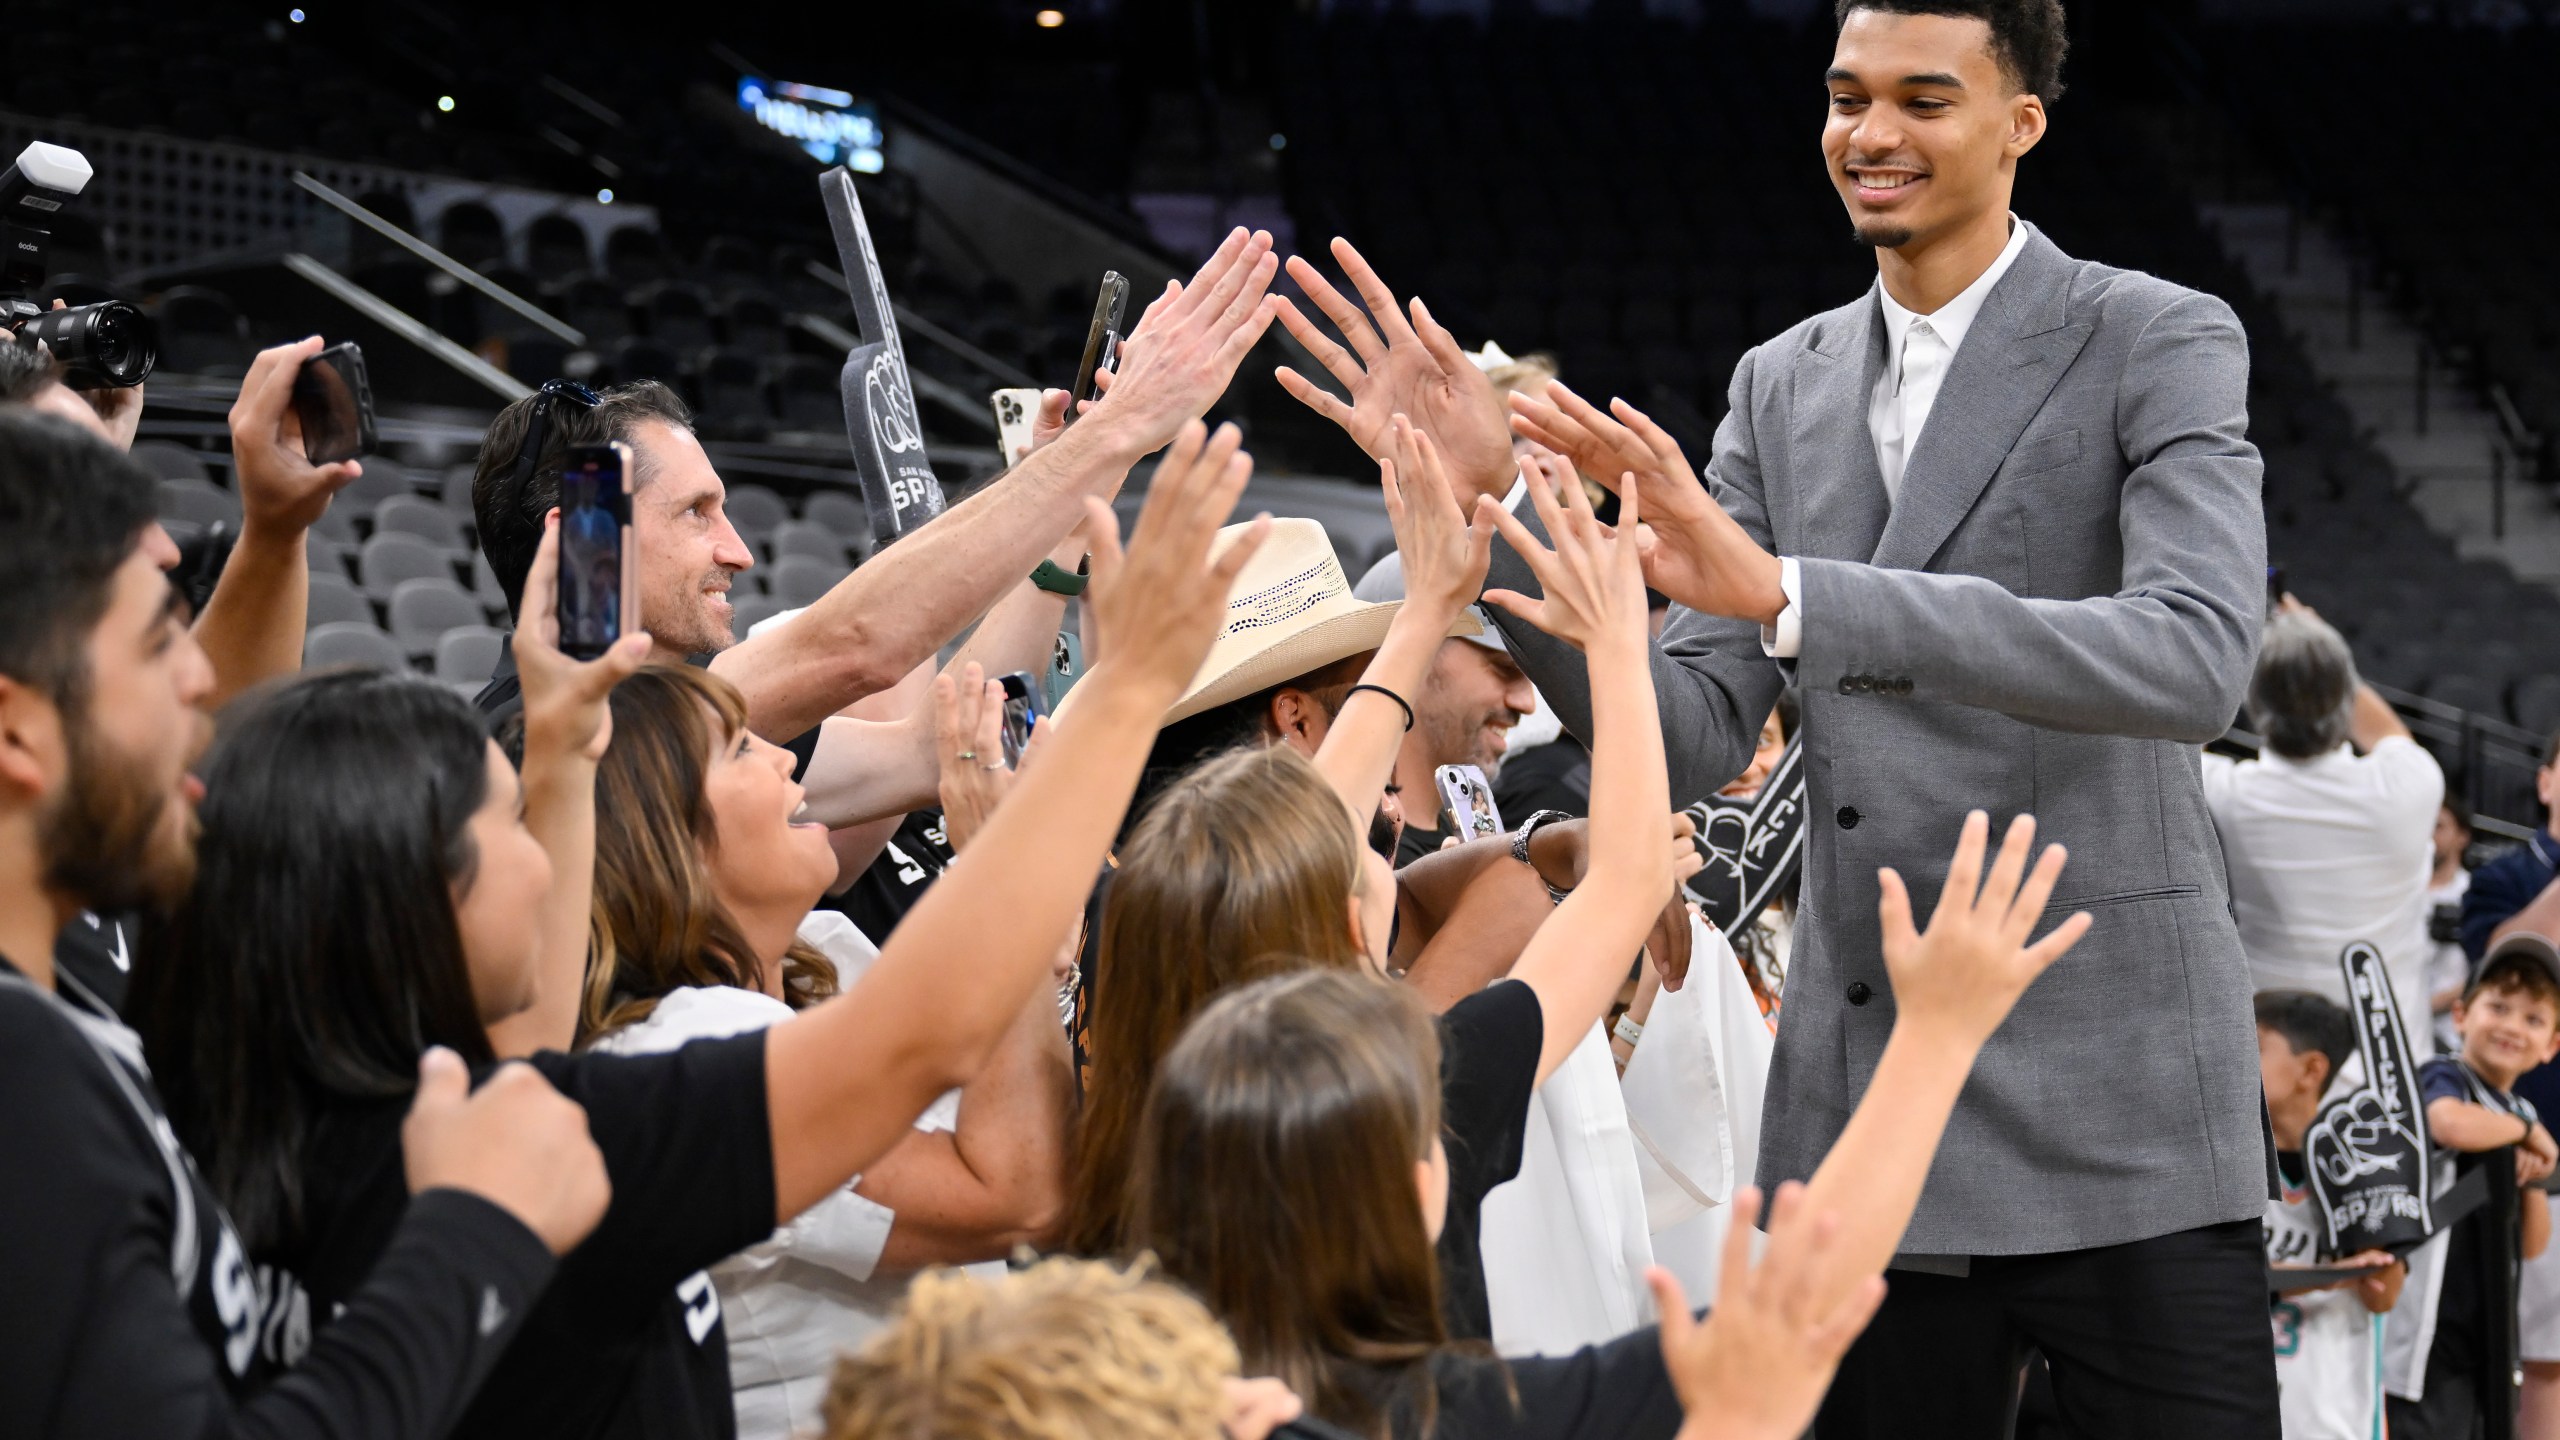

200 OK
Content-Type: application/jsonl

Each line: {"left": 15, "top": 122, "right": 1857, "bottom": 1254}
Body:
{"left": 1030, "top": 558, "right": 1089, "bottom": 596}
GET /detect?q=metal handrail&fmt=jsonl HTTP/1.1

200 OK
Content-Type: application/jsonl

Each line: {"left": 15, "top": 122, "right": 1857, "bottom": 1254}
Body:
{"left": 800, "top": 260, "right": 1040, "bottom": 390}
{"left": 293, "top": 172, "right": 586, "bottom": 346}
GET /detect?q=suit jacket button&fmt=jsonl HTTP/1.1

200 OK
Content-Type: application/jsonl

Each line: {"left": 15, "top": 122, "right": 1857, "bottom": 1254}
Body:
{"left": 1893, "top": 677, "right": 1913, "bottom": 696}
{"left": 1846, "top": 981, "right": 1873, "bottom": 1006}
{"left": 1838, "top": 674, "right": 1857, "bottom": 695}
{"left": 1837, "top": 805, "right": 1861, "bottom": 829}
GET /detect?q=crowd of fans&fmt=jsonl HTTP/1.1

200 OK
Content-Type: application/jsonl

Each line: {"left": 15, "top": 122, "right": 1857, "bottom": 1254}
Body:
{"left": 7, "top": 3, "right": 2560, "bottom": 1440}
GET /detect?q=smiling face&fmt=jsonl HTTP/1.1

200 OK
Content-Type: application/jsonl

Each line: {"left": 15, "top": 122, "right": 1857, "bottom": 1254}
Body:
{"left": 1822, "top": 9, "right": 2045, "bottom": 253}
{"left": 1417, "top": 640, "right": 1535, "bottom": 779}
{"left": 699, "top": 714, "right": 840, "bottom": 968}
{"left": 2454, "top": 975, "right": 2560, "bottom": 1091}
{"left": 629, "top": 420, "right": 756, "bottom": 658}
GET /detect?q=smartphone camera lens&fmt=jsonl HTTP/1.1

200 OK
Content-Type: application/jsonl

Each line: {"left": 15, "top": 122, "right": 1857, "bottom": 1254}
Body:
{"left": 15, "top": 300, "right": 159, "bottom": 389}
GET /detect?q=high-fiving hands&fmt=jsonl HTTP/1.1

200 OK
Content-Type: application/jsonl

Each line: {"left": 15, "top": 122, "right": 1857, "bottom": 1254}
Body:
{"left": 1508, "top": 380, "right": 1787, "bottom": 628}
{"left": 1654, "top": 1183, "right": 1887, "bottom": 1440}
{"left": 1479, "top": 448, "right": 1650, "bottom": 658}
{"left": 1078, "top": 419, "right": 1268, "bottom": 705}
{"left": 932, "top": 661, "right": 1051, "bottom": 855}
{"left": 1273, "top": 238, "right": 1517, "bottom": 504}
{"left": 1380, "top": 415, "right": 1494, "bottom": 630}
{"left": 1878, "top": 812, "right": 2092, "bottom": 1051}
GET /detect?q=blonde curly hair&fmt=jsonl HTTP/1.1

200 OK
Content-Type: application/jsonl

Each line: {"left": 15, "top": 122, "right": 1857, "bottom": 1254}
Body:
{"left": 818, "top": 1257, "right": 1239, "bottom": 1440}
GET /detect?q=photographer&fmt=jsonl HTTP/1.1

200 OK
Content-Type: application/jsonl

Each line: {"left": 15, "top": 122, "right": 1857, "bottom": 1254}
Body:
{"left": 0, "top": 410, "right": 611, "bottom": 1440}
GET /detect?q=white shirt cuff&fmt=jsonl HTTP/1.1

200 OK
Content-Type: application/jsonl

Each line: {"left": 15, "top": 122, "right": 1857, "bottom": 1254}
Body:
{"left": 1760, "top": 557, "right": 1803, "bottom": 658}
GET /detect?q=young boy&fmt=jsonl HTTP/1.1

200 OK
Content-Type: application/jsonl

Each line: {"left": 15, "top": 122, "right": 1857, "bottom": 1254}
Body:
{"left": 2259, "top": 990, "right": 2410, "bottom": 1438}
{"left": 2390, "top": 938, "right": 2560, "bottom": 1439}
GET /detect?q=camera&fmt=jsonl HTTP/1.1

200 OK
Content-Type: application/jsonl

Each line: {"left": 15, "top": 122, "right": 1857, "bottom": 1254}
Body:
{"left": 3, "top": 141, "right": 157, "bottom": 389}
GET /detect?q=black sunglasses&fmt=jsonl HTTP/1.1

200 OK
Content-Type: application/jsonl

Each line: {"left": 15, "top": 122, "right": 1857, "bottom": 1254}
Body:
{"left": 493, "top": 378, "right": 599, "bottom": 524}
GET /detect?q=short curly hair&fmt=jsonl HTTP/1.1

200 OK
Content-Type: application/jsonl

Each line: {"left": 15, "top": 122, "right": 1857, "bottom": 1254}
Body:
{"left": 1835, "top": 0, "right": 2070, "bottom": 104}
{"left": 819, "top": 1257, "right": 1240, "bottom": 1440}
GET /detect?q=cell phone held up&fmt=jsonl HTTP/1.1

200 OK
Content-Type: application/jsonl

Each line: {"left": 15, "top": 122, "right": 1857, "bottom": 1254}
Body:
{"left": 997, "top": 669, "right": 1048, "bottom": 767}
{"left": 1434, "top": 764, "right": 1504, "bottom": 844}
{"left": 292, "top": 341, "right": 377, "bottom": 465}
{"left": 556, "top": 442, "right": 638, "bottom": 661}
{"left": 1065, "top": 270, "right": 1129, "bottom": 424}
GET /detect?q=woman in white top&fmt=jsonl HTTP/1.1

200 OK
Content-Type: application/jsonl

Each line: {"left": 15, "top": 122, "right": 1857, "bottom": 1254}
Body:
{"left": 577, "top": 660, "right": 1071, "bottom": 1440}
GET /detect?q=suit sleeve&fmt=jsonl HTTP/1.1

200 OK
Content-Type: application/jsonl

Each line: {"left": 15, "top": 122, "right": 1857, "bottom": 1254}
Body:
{"left": 1482, "top": 346, "right": 1785, "bottom": 807}
{"left": 1792, "top": 292, "right": 2266, "bottom": 741}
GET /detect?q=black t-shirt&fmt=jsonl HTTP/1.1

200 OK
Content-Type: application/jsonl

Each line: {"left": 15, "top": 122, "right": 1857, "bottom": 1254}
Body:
{"left": 0, "top": 954, "right": 554, "bottom": 1440}
{"left": 1398, "top": 815, "right": 1448, "bottom": 869}
{"left": 266, "top": 1033, "right": 779, "bottom": 1440}
{"left": 821, "top": 809, "right": 954, "bottom": 941}
{"left": 1434, "top": 979, "right": 1543, "bottom": 1342}
{"left": 1411, "top": 1329, "right": 1683, "bottom": 1440}
{"left": 1493, "top": 736, "right": 1592, "bottom": 823}
{"left": 475, "top": 637, "right": 820, "bottom": 779}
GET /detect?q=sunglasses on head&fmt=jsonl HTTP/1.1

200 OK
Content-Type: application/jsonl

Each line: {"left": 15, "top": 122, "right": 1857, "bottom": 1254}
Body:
{"left": 492, "top": 378, "right": 599, "bottom": 525}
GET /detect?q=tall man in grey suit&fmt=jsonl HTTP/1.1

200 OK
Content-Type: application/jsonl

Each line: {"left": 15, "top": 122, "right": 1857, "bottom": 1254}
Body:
{"left": 1269, "top": 1, "right": 2276, "bottom": 1433}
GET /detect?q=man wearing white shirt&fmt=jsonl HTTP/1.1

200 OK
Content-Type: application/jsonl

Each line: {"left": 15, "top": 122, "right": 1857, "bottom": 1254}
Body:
{"left": 2203, "top": 605, "right": 2446, "bottom": 1051}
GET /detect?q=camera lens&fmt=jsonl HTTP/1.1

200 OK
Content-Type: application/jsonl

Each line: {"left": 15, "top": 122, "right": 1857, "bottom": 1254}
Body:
{"left": 16, "top": 300, "right": 158, "bottom": 389}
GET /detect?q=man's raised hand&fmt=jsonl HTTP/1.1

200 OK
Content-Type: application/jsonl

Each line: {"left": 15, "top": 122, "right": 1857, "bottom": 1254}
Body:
{"left": 1877, "top": 812, "right": 2093, "bottom": 1052}
{"left": 1273, "top": 238, "right": 1516, "bottom": 503}
{"left": 1508, "top": 381, "right": 1787, "bottom": 627}
{"left": 1079, "top": 419, "right": 1268, "bottom": 704}
{"left": 1082, "top": 228, "right": 1280, "bottom": 456}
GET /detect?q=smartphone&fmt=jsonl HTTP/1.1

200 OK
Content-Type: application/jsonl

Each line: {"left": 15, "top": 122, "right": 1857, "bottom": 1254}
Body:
{"left": 997, "top": 669, "right": 1047, "bottom": 765}
{"left": 1434, "top": 764, "right": 1504, "bottom": 843}
{"left": 292, "top": 341, "right": 376, "bottom": 465}
{"left": 556, "top": 442, "right": 637, "bottom": 660}
{"left": 990, "top": 385, "right": 1042, "bottom": 467}
{"left": 2266, "top": 564, "right": 2287, "bottom": 618}
{"left": 1065, "top": 271, "right": 1129, "bottom": 421}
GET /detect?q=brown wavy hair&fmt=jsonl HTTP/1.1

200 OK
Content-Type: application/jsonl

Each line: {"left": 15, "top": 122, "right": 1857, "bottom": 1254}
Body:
{"left": 1064, "top": 744, "right": 1370, "bottom": 1255}
{"left": 1131, "top": 971, "right": 1448, "bottom": 1439}
{"left": 581, "top": 662, "right": 836, "bottom": 1042}
{"left": 819, "top": 1256, "right": 1239, "bottom": 1440}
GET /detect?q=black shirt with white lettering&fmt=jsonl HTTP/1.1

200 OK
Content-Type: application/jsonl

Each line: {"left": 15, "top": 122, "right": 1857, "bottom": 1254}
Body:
{"left": 266, "top": 1033, "right": 778, "bottom": 1440}
{"left": 0, "top": 952, "right": 555, "bottom": 1440}
{"left": 821, "top": 809, "right": 954, "bottom": 941}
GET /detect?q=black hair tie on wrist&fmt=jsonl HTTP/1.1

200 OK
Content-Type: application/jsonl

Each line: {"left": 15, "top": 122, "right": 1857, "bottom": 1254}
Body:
{"left": 1345, "top": 683, "right": 1415, "bottom": 732}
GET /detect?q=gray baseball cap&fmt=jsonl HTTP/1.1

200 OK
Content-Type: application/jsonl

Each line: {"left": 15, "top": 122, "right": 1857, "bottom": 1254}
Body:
{"left": 1352, "top": 552, "right": 1508, "bottom": 654}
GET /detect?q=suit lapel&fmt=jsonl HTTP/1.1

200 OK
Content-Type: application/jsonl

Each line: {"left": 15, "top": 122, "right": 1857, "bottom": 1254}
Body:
{"left": 1783, "top": 284, "right": 1892, "bottom": 563}
{"left": 1870, "top": 231, "right": 2094, "bottom": 573}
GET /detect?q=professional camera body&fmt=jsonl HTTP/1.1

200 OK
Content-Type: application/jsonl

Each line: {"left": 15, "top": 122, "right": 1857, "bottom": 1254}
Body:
{"left": 3, "top": 140, "right": 156, "bottom": 389}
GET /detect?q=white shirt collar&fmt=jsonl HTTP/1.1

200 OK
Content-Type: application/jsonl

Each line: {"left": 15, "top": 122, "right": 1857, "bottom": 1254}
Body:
{"left": 1877, "top": 215, "right": 2033, "bottom": 371}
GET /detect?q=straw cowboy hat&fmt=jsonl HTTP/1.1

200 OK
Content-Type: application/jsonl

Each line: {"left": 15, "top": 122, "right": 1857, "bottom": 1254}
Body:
{"left": 1161, "top": 517, "right": 1480, "bottom": 724}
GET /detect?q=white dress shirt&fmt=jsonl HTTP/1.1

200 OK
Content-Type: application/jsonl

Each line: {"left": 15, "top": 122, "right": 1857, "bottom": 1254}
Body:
{"left": 1762, "top": 217, "right": 2033, "bottom": 657}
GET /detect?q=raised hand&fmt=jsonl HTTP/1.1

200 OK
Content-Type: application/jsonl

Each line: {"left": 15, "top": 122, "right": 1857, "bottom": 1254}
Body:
{"left": 403, "top": 1047, "right": 610, "bottom": 1256}
{"left": 1082, "top": 229, "right": 1281, "bottom": 455}
{"left": 515, "top": 510, "right": 650, "bottom": 762}
{"left": 1079, "top": 419, "right": 1268, "bottom": 704}
{"left": 227, "top": 337, "right": 364, "bottom": 538}
{"left": 1877, "top": 813, "right": 2092, "bottom": 1050}
{"left": 1479, "top": 448, "right": 1649, "bottom": 656}
{"left": 1380, "top": 414, "right": 1494, "bottom": 629}
{"left": 1272, "top": 237, "right": 1515, "bottom": 504}
{"left": 1508, "top": 381, "right": 1786, "bottom": 627}
{"left": 933, "top": 662, "right": 1050, "bottom": 855}
{"left": 1653, "top": 1183, "right": 1888, "bottom": 1440}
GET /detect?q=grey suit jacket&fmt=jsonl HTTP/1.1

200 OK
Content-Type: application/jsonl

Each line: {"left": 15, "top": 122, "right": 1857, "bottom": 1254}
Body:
{"left": 1486, "top": 225, "right": 2270, "bottom": 1254}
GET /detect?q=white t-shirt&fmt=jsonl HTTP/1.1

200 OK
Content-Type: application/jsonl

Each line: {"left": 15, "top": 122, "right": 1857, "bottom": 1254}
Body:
{"left": 2267, "top": 1166, "right": 2386, "bottom": 1440}
{"left": 2203, "top": 739, "right": 2445, "bottom": 1054}
{"left": 591, "top": 911, "right": 983, "bottom": 1440}
{"left": 2425, "top": 870, "right": 2471, "bottom": 1054}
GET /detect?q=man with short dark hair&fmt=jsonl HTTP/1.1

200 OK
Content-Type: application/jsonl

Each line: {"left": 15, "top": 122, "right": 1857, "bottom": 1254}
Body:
{"left": 1350, "top": 554, "right": 1534, "bottom": 863}
{"left": 1273, "top": 0, "right": 2280, "bottom": 1429}
{"left": 0, "top": 410, "right": 609, "bottom": 1439}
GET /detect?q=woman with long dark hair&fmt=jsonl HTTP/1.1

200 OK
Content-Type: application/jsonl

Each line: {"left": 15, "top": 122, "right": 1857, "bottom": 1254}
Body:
{"left": 130, "top": 422, "right": 1270, "bottom": 1440}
